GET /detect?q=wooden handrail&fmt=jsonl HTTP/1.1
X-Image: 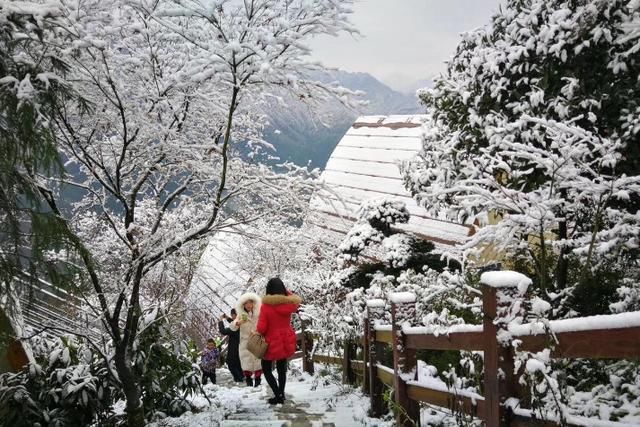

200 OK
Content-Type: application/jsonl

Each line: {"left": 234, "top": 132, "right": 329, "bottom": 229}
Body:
{"left": 374, "top": 329, "right": 392, "bottom": 343}
{"left": 405, "top": 331, "right": 484, "bottom": 351}
{"left": 406, "top": 383, "right": 486, "bottom": 421}
{"left": 517, "top": 327, "right": 640, "bottom": 359}
{"left": 376, "top": 366, "right": 394, "bottom": 387}
{"left": 312, "top": 354, "right": 342, "bottom": 365}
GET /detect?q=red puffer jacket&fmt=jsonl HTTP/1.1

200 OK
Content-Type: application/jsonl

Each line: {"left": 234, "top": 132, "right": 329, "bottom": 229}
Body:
{"left": 256, "top": 293, "right": 302, "bottom": 361}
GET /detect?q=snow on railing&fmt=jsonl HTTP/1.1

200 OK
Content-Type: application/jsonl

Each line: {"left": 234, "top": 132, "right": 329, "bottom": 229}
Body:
{"left": 480, "top": 270, "right": 531, "bottom": 291}
{"left": 403, "top": 324, "right": 483, "bottom": 336}
{"left": 365, "top": 299, "right": 385, "bottom": 308}
{"left": 302, "top": 270, "right": 640, "bottom": 426}
{"left": 389, "top": 291, "right": 416, "bottom": 304}
{"left": 376, "top": 363, "right": 394, "bottom": 375}
{"left": 509, "top": 311, "right": 640, "bottom": 336}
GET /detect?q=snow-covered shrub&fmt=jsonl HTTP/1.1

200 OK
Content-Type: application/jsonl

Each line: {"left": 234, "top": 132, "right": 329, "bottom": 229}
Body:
{"left": 133, "top": 306, "right": 202, "bottom": 420}
{"left": 0, "top": 306, "right": 202, "bottom": 426}
{"left": 610, "top": 279, "right": 640, "bottom": 313}
{"left": 315, "top": 198, "right": 470, "bottom": 347}
{"left": 357, "top": 197, "right": 410, "bottom": 233}
{"left": 338, "top": 223, "right": 385, "bottom": 264}
{"left": 0, "top": 335, "right": 117, "bottom": 426}
{"left": 382, "top": 234, "right": 414, "bottom": 269}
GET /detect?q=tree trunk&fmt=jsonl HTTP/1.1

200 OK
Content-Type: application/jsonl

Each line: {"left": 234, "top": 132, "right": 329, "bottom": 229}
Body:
{"left": 115, "top": 346, "right": 145, "bottom": 427}
{"left": 555, "top": 219, "right": 569, "bottom": 289}
{"left": 538, "top": 223, "right": 548, "bottom": 291}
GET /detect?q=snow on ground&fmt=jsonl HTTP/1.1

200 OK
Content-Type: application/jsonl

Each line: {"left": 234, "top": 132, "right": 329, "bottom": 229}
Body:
{"left": 284, "top": 368, "right": 391, "bottom": 426}
{"left": 147, "top": 361, "right": 394, "bottom": 426}
{"left": 147, "top": 381, "right": 251, "bottom": 426}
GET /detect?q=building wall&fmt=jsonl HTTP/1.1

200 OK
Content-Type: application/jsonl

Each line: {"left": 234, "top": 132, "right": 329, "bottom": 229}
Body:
{"left": 0, "top": 308, "right": 28, "bottom": 373}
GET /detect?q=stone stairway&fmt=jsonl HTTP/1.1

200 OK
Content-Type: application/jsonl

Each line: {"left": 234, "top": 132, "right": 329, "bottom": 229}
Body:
{"left": 216, "top": 370, "right": 335, "bottom": 427}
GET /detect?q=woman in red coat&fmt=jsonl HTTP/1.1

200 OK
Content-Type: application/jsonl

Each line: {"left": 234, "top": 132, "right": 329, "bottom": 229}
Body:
{"left": 256, "top": 278, "right": 301, "bottom": 404}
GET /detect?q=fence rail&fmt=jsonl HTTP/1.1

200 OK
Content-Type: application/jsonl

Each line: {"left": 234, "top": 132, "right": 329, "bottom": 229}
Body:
{"left": 297, "top": 271, "right": 640, "bottom": 427}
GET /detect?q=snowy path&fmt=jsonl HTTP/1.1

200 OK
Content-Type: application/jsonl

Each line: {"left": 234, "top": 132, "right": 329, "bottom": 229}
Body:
{"left": 149, "top": 362, "right": 392, "bottom": 427}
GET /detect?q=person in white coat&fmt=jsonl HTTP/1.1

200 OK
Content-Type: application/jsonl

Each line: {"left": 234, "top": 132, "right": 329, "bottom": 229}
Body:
{"left": 229, "top": 292, "right": 263, "bottom": 387}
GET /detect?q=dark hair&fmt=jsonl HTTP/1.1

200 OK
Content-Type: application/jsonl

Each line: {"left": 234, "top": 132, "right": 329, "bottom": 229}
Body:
{"left": 230, "top": 308, "right": 237, "bottom": 316}
{"left": 266, "top": 277, "right": 287, "bottom": 295}
{"left": 207, "top": 338, "right": 215, "bottom": 343}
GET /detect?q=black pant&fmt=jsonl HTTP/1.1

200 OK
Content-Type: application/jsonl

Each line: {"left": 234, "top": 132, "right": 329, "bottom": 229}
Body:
{"left": 227, "top": 359, "right": 244, "bottom": 381}
{"left": 261, "top": 359, "right": 287, "bottom": 397}
{"left": 202, "top": 370, "right": 216, "bottom": 385}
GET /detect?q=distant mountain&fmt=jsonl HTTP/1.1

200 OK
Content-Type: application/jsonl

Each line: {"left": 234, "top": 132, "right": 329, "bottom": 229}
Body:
{"left": 400, "top": 78, "right": 434, "bottom": 96}
{"left": 262, "top": 70, "right": 422, "bottom": 169}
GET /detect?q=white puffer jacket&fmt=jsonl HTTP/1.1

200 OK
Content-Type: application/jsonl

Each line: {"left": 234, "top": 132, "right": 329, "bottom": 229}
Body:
{"left": 229, "top": 292, "right": 262, "bottom": 372}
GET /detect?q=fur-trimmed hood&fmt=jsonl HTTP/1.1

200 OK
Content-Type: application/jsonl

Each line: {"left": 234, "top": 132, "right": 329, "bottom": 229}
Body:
{"left": 261, "top": 294, "right": 302, "bottom": 306}
{"left": 235, "top": 292, "right": 262, "bottom": 317}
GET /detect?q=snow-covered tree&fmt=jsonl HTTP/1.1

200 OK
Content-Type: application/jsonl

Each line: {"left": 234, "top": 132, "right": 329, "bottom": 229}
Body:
{"left": 401, "top": 0, "right": 640, "bottom": 422}
{"left": 0, "top": 1, "right": 80, "bottom": 289}
{"left": 5, "top": 0, "right": 358, "bottom": 425}
{"left": 402, "top": 0, "right": 640, "bottom": 315}
{"left": 150, "top": 0, "right": 361, "bottom": 162}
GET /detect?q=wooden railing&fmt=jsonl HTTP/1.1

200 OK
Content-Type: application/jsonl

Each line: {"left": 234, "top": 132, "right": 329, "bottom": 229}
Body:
{"left": 298, "top": 271, "right": 640, "bottom": 427}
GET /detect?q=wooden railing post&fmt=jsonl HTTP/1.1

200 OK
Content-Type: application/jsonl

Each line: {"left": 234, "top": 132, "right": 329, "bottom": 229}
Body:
{"left": 390, "top": 292, "right": 420, "bottom": 427}
{"left": 361, "top": 320, "right": 370, "bottom": 395}
{"left": 301, "top": 318, "right": 314, "bottom": 375}
{"left": 342, "top": 339, "right": 355, "bottom": 385}
{"left": 366, "top": 299, "right": 386, "bottom": 417}
{"left": 481, "top": 271, "right": 531, "bottom": 427}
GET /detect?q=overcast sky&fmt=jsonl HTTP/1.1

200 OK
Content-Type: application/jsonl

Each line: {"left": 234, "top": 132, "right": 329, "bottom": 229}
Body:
{"left": 309, "top": 0, "right": 503, "bottom": 93}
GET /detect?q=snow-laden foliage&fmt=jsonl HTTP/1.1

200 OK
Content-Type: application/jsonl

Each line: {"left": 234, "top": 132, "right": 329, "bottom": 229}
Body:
{"left": 337, "top": 222, "right": 384, "bottom": 264}
{"left": 132, "top": 305, "right": 202, "bottom": 420}
{"left": 337, "top": 197, "right": 410, "bottom": 266}
{"left": 400, "top": 0, "right": 640, "bottom": 422}
{"left": 402, "top": 0, "right": 640, "bottom": 307}
{"left": 382, "top": 234, "right": 414, "bottom": 269}
{"left": 0, "top": 0, "right": 81, "bottom": 288}
{"left": 228, "top": 220, "right": 333, "bottom": 285}
{"left": 0, "top": 305, "right": 201, "bottom": 426}
{"left": 358, "top": 198, "right": 410, "bottom": 231}
{"left": 152, "top": 0, "right": 361, "bottom": 115}
{"left": 611, "top": 279, "right": 640, "bottom": 312}
{"left": 304, "top": 198, "right": 466, "bottom": 349}
{"left": 0, "top": 334, "right": 117, "bottom": 426}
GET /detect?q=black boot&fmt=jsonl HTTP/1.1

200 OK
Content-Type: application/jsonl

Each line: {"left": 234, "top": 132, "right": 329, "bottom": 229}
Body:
{"left": 253, "top": 377, "right": 261, "bottom": 387}
{"left": 267, "top": 394, "right": 284, "bottom": 405}
{"left": 245, "top": 377, "right": 253, "bottom": 387}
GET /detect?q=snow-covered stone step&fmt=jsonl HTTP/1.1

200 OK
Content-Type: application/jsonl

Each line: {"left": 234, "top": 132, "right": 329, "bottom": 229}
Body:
{"left": 226, "top": 415, "right": 277, "bottom": 421}
{"left": 226, "top": 413, "right": 277, "bottom": 421}
{"left": 220, "top": 421, "right": 290, "bottom": 426}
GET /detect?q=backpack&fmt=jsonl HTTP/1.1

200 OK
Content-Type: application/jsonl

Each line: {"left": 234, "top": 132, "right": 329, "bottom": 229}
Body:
{"left": 200, "top": 347, "right": 219, "bottom": 372}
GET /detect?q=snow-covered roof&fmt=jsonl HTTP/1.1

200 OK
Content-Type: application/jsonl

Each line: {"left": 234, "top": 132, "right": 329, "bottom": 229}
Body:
{"left": 308, "top": 115, "right": 472, "bottom": 247}
{"left": 186, "top": 227, "right": 264, "bottom": 345}
{"left": 188, "top": 229, "right": 253, "bottom": 316}
{"left": 10, "top": 276, "right": 99, "bottom": 338}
